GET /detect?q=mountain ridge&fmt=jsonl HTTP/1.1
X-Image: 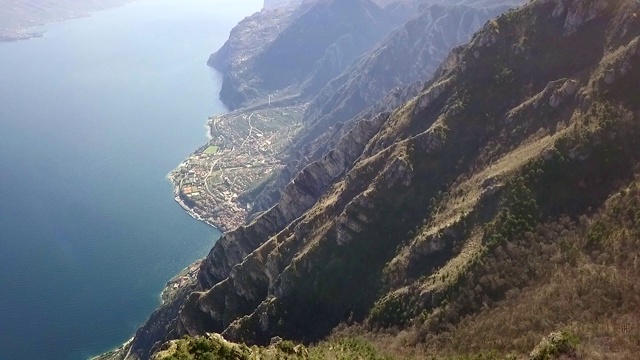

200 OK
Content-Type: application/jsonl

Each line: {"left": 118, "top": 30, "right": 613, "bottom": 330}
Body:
{"left": 209, "top": 0, "right": 408, "bottom": 111}
{"left": 242, "top": 0, "right": 523, "bottom": 220}
{"left": 100, "top": 0, "right": 640, "bottom": 358}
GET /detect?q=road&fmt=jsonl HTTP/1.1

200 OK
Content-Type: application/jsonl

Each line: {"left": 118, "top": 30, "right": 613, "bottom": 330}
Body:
{"left": 205, "top": 113, "right": 256, "bottom": 198}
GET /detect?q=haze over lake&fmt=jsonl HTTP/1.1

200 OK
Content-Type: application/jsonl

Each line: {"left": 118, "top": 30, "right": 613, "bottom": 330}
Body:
{"left": 0, "top": 0, "right": 262, "bottom": 358}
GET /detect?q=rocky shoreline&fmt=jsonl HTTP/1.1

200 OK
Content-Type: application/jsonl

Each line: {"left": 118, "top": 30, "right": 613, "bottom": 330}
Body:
{"left": 91, "top": 260, "right": 204, "bottom": 360}
{"left": 160, "top": 260, "right": 202, "bottom": 305}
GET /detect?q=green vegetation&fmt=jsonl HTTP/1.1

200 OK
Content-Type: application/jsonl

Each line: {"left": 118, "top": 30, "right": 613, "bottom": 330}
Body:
{"left": 155, "top": 332, "right": 583, "bottom": 360}
{"left": 529, "top": 332, "right": 578, "bottom": 360}
{"left": 204, "top": 145, "right": 220, "bottom": 155}
{"left": 153, "top": 335, "right": 390, "bottom": 360}
{"left": 158, "top": 336, "right": 248, "bottom": 360}
{"left": 483, "top": 178, "right": 538, "bottom": 246}
{"left": 310, "top": 338, "right": 392, "bottom": 360}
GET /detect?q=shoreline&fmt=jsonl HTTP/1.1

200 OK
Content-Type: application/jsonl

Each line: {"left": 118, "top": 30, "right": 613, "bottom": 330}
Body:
{"left": 166, "top": 103, "right": 304, "bottom": 237}
{"left": 173, "top": 192, "right": 225, "bottom": 230}
{"left": 0, "top": 1, "right": 268, "bottom": 359}
{"left": 0, "top": 31, "right": 44, "bottom": 42}
{"left": 160, "top": 260, "right": 203, "bottom": 304}
{"left": 90, "top": 258, "right": 203, "bottom": 360}
{"left": 166, "top": 168, "right": 237, "bottom": 233}
{"left": 0, "top": 1, "right": 134, "bottom": 43}
{"left": 166, "top": 114, "right": 254, "bottom": 234}
{"left": 90, "top": 338, "right": 132, "bottom": 360}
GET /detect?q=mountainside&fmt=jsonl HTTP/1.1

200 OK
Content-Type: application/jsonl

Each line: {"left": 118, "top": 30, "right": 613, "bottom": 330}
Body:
{"left": 166, "top": 0, "right": 520, "bottom": 235}
{"left": 246, "top": 0, "right": 522, "bottom": 218}
{"left": 263, "top": 0, "right": 303, "bottom": 9}
{"left": 208, "top": 0, "right": 414, "bottom": 110}
{"left": 102, "top": 0, "right": 640, "bottom": 358}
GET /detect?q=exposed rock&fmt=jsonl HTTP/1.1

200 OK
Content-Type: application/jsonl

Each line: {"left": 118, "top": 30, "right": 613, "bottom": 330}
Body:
{"left": 414, "top": 79, "right": 453, "bottom": 114}
{"left": 248, "top": 88, "right": 409, "bottom": 216}
{"left": 549, "top": 79, "right": 578, "bottom": 107}
{"left": 186, "top": 0, "right": 640, "bottom": 346}
{"left": 599, "top": 37, "right": 640, "bottom": 89}
{"left": 539, "top": 0, "right": 611, "bottom": 35}
{"left": 562, "top": 0, "right": 609, "bottom": 35}
{"left": 170, "top": 110, "right": 394, "bottom": 339}
{"left": 604, "top": 68, "right": 616, "bottom": 84}
{"left": 245, "top": 2, "right": 521, "bottom": 219}
{"left": 481, "top": 176, "right": 504, "bottom": 198}
{"left": 300, "top": 3, "right": 516, "bottom": 148}
{"left": 269, "top": 336, "right": 283, "bottom": 345}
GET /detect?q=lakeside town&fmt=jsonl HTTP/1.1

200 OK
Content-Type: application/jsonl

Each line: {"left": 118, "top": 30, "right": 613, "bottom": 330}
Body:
{"left": 168, "top": 105, "right": 304, "bottom": 232}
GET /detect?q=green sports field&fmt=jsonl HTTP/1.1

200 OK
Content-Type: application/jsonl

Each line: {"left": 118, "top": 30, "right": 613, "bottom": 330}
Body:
{"left": 203, "top": 145, "right": 219, "bottom": 155}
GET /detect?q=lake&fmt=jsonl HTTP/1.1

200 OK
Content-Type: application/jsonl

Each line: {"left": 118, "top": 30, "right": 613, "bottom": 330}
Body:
{"left": 0, "top": 0, "right": 262, "bottom": 358}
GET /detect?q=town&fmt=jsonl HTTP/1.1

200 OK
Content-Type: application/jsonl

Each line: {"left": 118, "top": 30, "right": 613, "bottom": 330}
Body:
{"left": 168, "top": 105, "right": 303, "bottom": 232}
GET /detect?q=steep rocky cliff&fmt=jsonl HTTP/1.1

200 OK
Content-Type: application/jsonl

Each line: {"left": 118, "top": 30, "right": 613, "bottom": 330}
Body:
{"left": 104, "top": 0, "right": 640, "bottom": 358}
{"left": 247, "top": 0, "right": 523, "bottom": 217}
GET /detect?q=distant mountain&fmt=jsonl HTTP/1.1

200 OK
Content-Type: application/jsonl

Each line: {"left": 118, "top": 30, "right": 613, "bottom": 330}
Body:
{"left": 209, "top": 0, "right": 415, "bottom": 110}
{"left": 0, "top": 0, "right": 130, "bottom": 41}
{"left": 263, "top": 0, "right": 302, "bottom": 9}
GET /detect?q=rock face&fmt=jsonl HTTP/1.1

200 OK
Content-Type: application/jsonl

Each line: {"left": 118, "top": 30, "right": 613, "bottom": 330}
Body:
{"left": 248, "top": 0, "right": 523, "bottom": 217}
{"left": 547, "top": 0, "right": 610, "bottom": 35}
{"left": 207, "top": 6, "right": 299, "bottom": 110}
{"left": 105, "top": 0, "right": 640, "bottom": 358}
{"left": 303, "top": 2, "right": 517, "bottom": 132}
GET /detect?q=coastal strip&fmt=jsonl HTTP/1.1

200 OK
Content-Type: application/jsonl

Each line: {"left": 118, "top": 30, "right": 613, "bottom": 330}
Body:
{"left": 0, "top": 30, "right": 43, "bottom": 42}
{"left": 0, "top": 0, "right": 133, "bottom": 43}
{"left": 167, "top": 105, "right": 304, "bottom": 233}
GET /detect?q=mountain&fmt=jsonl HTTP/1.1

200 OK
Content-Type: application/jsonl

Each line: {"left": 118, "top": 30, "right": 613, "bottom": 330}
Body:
{"left": 103, "top": 0, "right": 640, "bottom": 358}
{"left": 263, "top": 0, "right": 302, "bottom": 9}
{"left": 170, "top": 0, "right": 518, "bottom": 234}
{"left": 0, "top": 0, "right": 130, "bottom": 41}
{"left": 246, "top": 0, "right": 522, "bottom": 218}
{"left": 208, "top": 0, "right": 416, "bottom": 110}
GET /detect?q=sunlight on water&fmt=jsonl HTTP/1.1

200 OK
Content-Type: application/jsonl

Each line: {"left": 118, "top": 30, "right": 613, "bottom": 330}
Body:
{"left": 0, "top": 0, "right": 262, "bottom": 358}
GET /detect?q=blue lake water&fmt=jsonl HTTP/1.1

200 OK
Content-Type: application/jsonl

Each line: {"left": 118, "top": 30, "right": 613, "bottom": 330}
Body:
{"left": 0, "top": 1, "right": 261, "bottom": 359}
